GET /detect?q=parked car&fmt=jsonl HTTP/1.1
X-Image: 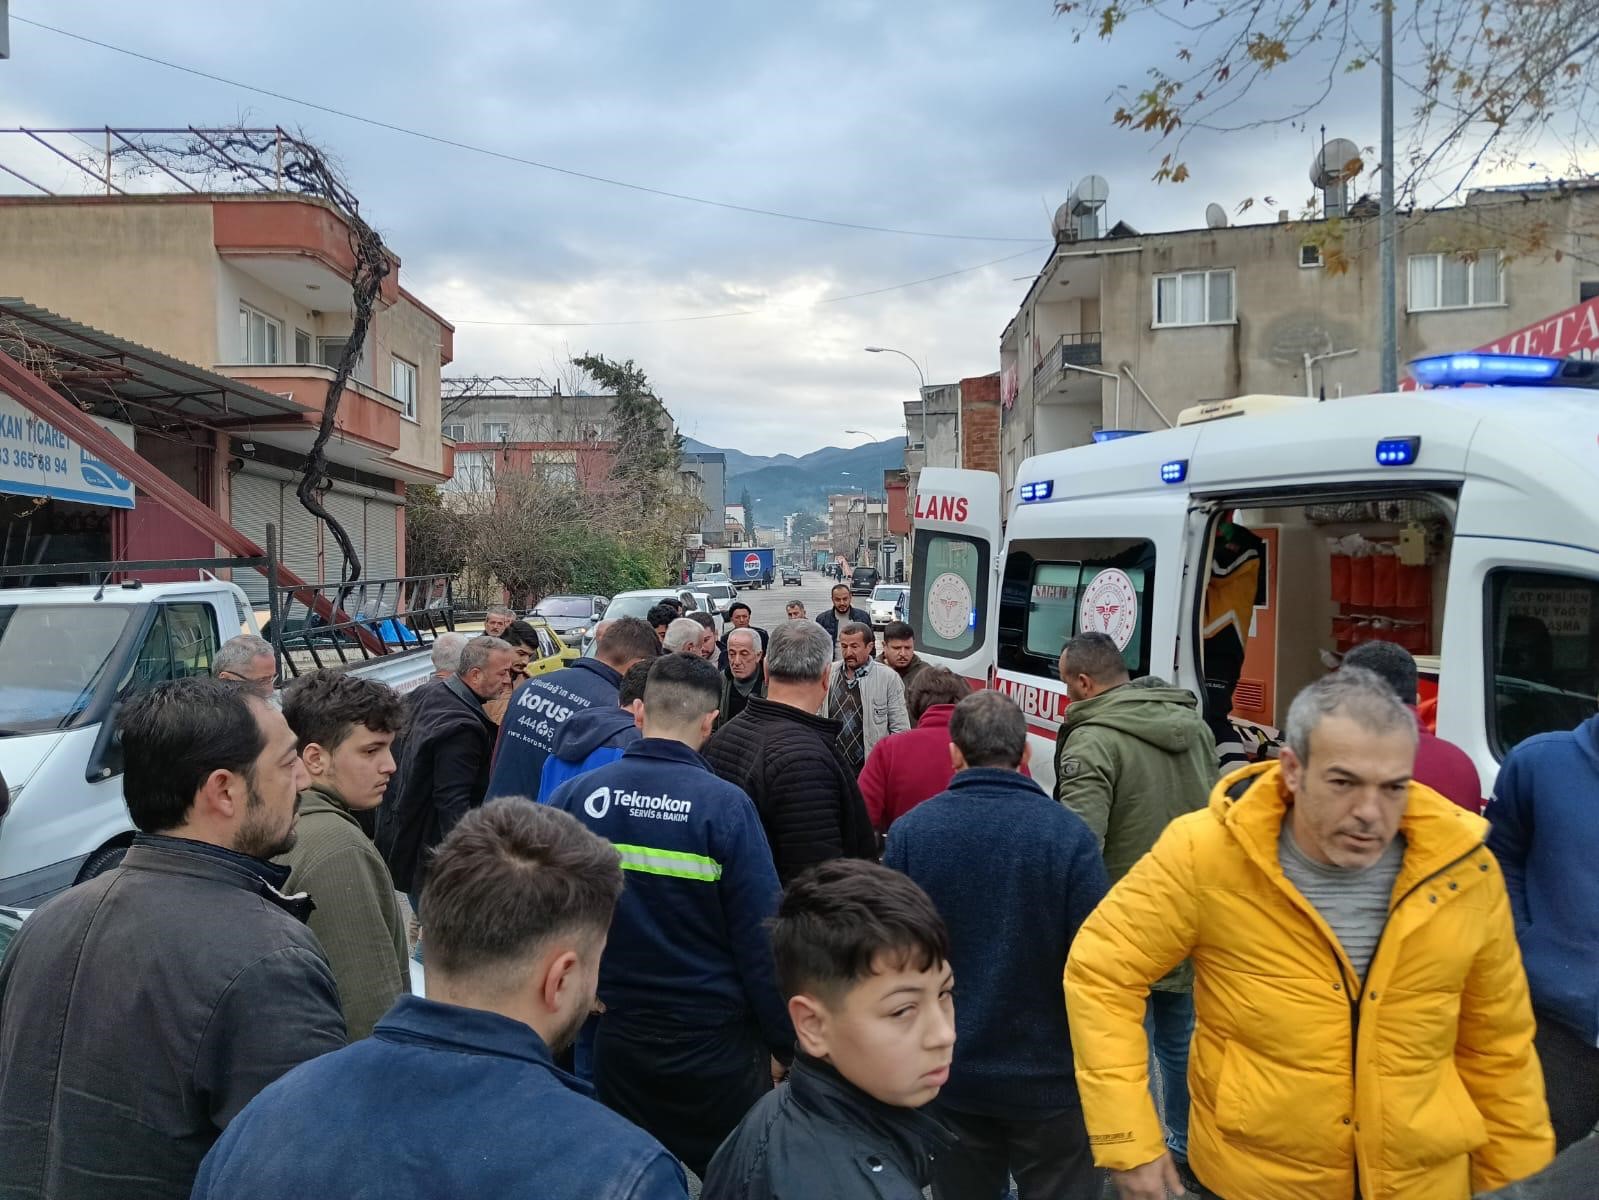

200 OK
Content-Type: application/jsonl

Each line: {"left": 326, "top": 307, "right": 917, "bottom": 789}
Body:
{"left": 870, "top": 584, "right": 910, "bottom": 630}
{"left": 528, "top": 594, "right": 608, "bottom": 644}
{"left": 522, "top": 616, "right": 580, "bottom": 678}
{"left": 781, "top": 566, "right": 803, "bottom": 586}
{"left": 589, "top": 588, "right": 713, "bottom": 650}
{"left": 850, "top": 566, "right": 881, "bottom": 596}
{"left": 696, "top": 581, "right": 738, "bottom": 616}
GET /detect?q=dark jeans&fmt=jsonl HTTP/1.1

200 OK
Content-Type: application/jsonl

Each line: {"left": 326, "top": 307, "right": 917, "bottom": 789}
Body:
{"left": 594, "top": 1011, "right": 770, "bottom": 1178}
{"left": 1534, "top": 1011, "right": 1599, "bottom": 1151}
{"left": 928, "top": 1103, "right": 1101, "bottom": 1200}
{"left": 1146, "top": 990, "right": 1195, "bottom": 1158}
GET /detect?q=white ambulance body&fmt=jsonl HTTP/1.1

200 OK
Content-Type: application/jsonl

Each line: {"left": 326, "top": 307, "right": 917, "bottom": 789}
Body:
{"left": 910, "top": 367, "right": 1599, "bottom": 796}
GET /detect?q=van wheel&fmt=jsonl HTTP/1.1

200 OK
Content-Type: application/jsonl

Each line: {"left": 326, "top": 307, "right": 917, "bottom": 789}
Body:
{"left": 77, "top": 844, "right": 128, "bottom": 883}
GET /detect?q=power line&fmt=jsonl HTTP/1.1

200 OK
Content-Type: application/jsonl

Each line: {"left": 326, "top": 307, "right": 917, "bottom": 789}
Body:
{"left": 13, "top": 14, "right": 1041, "bottom": 245}
{"left": 448, "top": 245, "right": 1050, "bottom": 328}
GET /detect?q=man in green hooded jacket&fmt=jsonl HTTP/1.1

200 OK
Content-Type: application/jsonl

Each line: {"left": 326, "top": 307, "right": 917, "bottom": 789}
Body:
{"left": 1054, "top": 631, "right": 1218, "bottom": 1191}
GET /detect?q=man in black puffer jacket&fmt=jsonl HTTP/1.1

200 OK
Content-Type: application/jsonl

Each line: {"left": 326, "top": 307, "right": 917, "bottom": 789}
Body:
{"left": 814, "top": 584, "right": 871, "bottom": 658}
{"left": 702, "top": 619, "right": 875, "bottom": 884}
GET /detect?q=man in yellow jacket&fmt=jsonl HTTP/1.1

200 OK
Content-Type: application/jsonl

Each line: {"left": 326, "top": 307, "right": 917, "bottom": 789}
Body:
{"left": 1066, "top": 668, "right": 1553, "bottom": 1200}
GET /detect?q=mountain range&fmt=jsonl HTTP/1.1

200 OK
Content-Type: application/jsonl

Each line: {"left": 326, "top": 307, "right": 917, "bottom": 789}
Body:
{"left": 682, "top": 436, "right": 907, "bottom": 521}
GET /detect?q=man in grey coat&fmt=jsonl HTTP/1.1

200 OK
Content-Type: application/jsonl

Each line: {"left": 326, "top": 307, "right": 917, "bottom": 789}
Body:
{"left": 0, "top": 677, "right": 346, "bottom": 1200}
{"left": 821, "top": 621, "right": 910, "bottom": 774}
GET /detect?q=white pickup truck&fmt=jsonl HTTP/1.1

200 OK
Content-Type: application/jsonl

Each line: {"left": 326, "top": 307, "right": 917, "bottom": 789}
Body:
{"left": 0, "top": 574, "right": 438, "bottom": 907}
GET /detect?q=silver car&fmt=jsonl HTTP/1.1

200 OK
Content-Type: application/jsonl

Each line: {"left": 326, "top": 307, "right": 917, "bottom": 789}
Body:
{"left": 870, "top": 584, "right": 910, "bottom": 630}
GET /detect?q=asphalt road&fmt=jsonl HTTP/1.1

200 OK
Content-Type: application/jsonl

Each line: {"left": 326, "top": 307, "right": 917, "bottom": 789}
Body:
{"left": 734, "top": 570, "right": 855, "bottom": 633}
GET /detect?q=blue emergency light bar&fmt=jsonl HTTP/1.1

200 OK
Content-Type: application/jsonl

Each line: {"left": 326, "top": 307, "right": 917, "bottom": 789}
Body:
{"left": 1018, "top": 480, "right": 1053, "bottom": 503}
{"left": 1375, "top": 436, "right": 1420, "bottom": 466}
{"left": 1409, "top": 352, "right": 1564, "bottom": 388}
{"left": 1160, "top": 459, "right": 1188, "bottom": 485}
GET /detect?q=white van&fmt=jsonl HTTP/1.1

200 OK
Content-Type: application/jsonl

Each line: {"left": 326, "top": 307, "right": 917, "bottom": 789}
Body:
{"left": 909, "top": 355, "right": 1599, "bottom": 796}
{"left": 0, "top": 576, "right": 437, "bottom": 906}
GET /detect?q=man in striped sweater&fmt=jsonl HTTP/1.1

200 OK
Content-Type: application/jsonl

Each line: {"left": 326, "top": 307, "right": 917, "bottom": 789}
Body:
{"left": 278, "top": 670, "right": 411, "bottom": 1039}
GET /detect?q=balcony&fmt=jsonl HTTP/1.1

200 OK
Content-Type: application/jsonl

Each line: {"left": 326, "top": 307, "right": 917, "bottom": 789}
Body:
{"left": 1032, "top": 332, "right": 1105, "bottom": 402}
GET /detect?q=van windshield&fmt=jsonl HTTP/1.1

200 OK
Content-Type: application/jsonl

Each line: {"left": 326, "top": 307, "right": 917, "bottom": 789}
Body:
{"left": 0, "top": 605, "right": 137, "bottom": 734}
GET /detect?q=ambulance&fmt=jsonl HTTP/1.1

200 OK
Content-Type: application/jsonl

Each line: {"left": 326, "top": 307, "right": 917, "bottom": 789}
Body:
{"left": 909, "top": 353, "right": 1599, "bottom": 795}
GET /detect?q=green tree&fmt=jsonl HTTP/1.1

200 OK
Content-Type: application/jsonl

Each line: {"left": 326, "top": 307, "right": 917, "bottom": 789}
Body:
{"left": 739, "top": 487, "right": 756, "bottom": 542}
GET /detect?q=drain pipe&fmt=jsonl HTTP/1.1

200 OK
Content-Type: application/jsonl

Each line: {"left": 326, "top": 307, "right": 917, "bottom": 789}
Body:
{"left": 1061, "top": 363, "right": 1122, "bottom": 428}
{"left": 1118, "top": 365, "right": 1174, "bottom": 429}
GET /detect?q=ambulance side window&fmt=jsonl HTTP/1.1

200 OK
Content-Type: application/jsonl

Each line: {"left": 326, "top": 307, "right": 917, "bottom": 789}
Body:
{"left": 999, "top": 539, "right": 1156, "bottom": 682}
{"left": 911, "top": 530, "right": 988, "bottom": 657}
{"left": 1486, "top": 569, "right": 1599, "bottom": 756}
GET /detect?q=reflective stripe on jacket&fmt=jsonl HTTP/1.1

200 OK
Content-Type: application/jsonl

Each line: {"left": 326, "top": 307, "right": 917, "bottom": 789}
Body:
{"left": 1065, "top": 761, "right": 1553, "bottom": 1200}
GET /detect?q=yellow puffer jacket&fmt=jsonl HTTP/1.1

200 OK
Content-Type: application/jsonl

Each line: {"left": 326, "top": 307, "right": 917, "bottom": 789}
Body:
{"left": 1065, "top": 762, "right": 1553, "bottom": 1200}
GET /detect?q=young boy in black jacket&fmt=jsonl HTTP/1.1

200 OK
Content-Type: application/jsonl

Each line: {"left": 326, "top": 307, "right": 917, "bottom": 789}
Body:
{"left": 702, "top": 859, "right": 956, "bottom": 1199}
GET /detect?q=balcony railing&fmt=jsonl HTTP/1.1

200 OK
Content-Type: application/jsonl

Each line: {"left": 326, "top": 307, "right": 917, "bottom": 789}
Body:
{"left": 1032, "top": 331, "right": 1104, "bottom": 397}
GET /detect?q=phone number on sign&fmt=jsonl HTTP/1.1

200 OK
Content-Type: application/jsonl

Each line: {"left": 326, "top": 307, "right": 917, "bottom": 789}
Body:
{"left": 0, "top": 447, "right": 71, "bottom": 475}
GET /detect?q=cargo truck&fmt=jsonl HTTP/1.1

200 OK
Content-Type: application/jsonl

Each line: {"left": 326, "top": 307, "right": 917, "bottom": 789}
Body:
{"left": 727, "top": 547, "right": 775, "bottom": 589}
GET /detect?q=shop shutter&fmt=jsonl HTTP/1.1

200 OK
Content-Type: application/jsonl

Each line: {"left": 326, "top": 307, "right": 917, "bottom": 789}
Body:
{"left": 280, "top": 486, "right": 322, "bottom": 587}
{"left": 229, "top": 471, "right": 282, "bottom": 606}
{"left": 323, "top": 489, "right": 366, "bottom": 584}
{"left": 365, "top": 497, "right": 400, "bottom": 583}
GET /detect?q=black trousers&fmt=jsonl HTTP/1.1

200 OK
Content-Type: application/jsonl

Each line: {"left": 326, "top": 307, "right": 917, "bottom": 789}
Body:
{"left": 929, "top": 1103, "right": 1102, "bottom": 1200}
{"left": 594, "top": 1011, "right": 770, "bottom": 1178}
{"left": 1535, "top": 1011, "right": 1599, "bottom": 1152}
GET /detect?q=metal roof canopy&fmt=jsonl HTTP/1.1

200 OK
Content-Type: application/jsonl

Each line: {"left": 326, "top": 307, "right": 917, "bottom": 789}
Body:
{"left": 0, "top": 298, "right": 313, "bottom": 431}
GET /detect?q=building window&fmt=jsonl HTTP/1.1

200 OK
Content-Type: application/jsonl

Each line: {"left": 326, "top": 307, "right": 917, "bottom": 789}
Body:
{"left": 448, "top": 450, "right": 495, "bottom": 494}
{"left": 442, "top": 423, "right": 466, "bottom": 441}
{"left": 238, "top": 304, "right": 281, "bottom": 365}
{"left": 293, "top": 328, "right": 313, "bottom": 363}
{"left": 1407, "top": 251, "right": 1503, "bottom": 312}
{"left": 1300, "top": 244, "right": 1323, "bottom": 269}
{"left": 390, "top": 356, "right": 418, "bottom": 421}
{"left": 1153, "top": 269, "right": 1235, "bottom": 327}
{"left": 481, "top": 421, "right": 510, "bottom": 442}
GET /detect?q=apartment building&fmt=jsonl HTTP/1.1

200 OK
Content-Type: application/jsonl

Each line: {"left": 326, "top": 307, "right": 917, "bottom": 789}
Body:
{"left": 0, "top": 187, "right": 454, "bottom": 601}
{"left": 679, "top": 450, "right": 728, "bottom": 546}
{"left": 997, "top": 178, "right": 1599, "bottom": 506}
{"left": 440, "top": 383, "right": 619, "bottom": 498}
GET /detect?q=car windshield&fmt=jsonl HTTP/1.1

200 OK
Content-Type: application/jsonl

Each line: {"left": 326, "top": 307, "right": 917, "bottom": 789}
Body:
{"left": 873, "top": 587, "right": 902, "bottom": 601}
{"left": 603, "top": 595, "right": 658, "bottom": 620}
{"left": 0, "top": 604, "right": 137, "bottom": 734}
{"left": 534, "top": 596, "right": 592, "bottom": 617}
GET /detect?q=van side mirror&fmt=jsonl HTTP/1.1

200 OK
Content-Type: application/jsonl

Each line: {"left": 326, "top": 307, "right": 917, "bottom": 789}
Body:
{"left": 86, "top": 703, "right": 124, "bottom": 783}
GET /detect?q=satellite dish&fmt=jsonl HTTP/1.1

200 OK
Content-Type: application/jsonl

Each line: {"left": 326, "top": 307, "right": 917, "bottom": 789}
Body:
{"left": 1205, "top": 202, "right": 1229, "bottom": 229}
{"left": 1311, "top": 137, "right": 1363, "bottom": 188}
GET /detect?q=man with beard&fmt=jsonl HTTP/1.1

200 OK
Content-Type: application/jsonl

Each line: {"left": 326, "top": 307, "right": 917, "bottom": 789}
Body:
{"left": 0, "top": 677, "right": 346, "bottom": 1200}
{"left": 192, "top": 802, "right": 689, "bottom": 1200}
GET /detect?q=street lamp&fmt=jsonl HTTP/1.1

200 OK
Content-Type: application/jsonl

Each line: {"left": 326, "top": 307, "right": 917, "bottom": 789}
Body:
{"left": 864, "top": 346, "right": 928, "bottom": 455}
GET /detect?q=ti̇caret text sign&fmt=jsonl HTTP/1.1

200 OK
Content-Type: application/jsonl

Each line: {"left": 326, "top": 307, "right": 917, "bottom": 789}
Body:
{"left": 0, "top": 390, "right": 136, "bottom": 509}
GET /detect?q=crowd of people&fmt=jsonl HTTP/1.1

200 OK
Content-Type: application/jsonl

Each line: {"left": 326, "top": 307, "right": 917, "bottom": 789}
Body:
{"left": 0, "top": 582, "right": 1594, "bottom": 1200}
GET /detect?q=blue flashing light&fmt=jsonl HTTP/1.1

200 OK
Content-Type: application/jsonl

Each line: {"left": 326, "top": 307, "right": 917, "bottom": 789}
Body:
{"left": 1409, "top": 352, "right": 1563, "bottom": 388}
{"left": 1019, "top": 479, "right": 1053, "bottom": 503}
{"left": 1093, "top": 429, "right": 1147, "bottom": 443}
{"left": 1160, "top": 459, "right": 1189, "bottom": 485}
{"left": 1375, "top": 436, "right": 1421, "bottom": 467}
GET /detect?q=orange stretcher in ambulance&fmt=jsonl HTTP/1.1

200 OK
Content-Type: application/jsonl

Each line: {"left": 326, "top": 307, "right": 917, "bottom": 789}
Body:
{"left": 909, "top": 352, "right": 1599, "bottom": 795}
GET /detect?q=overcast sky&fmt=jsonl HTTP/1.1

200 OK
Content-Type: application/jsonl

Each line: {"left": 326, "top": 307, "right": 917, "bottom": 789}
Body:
{"left": 0, "top": 1, "right": 1517, "bottom": 454}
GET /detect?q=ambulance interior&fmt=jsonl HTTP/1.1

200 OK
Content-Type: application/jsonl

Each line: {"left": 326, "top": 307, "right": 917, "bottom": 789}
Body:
{"left": 994, "top": 483, "right": 1598, "bottom": 761}
{"left": 1208, "top": 492, "right": 1456, "bottom": 752}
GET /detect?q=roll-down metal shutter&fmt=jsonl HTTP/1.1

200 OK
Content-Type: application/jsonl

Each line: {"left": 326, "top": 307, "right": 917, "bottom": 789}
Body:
{"left": 364, "top": 495, "right": 400, "bottom": 583}
{"left": 229, "top": 470, "right": 282, "bottom": 605}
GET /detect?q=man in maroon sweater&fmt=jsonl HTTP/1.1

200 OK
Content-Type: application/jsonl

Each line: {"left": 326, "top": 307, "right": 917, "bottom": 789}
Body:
{"left": 858, "top": 668, "right": 981, "bottom": 835}
{"left": 1342, "top": 640, "right": 1484, "bottom": 812}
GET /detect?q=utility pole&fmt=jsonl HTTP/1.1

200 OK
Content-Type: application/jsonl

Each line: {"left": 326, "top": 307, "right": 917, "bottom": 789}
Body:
{"left": 1379, "top": 0, "right": 1398, "bottom": 391}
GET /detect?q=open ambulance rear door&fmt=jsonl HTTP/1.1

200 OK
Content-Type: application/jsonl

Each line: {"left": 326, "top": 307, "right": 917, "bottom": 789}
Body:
{"left": 907, "top": 467, "right": 1002, "bottom": 689}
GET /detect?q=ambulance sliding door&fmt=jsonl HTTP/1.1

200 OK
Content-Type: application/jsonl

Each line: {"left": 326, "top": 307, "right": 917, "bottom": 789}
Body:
{"left": 909, "top": 468, "right": 1002, "bottom": 687}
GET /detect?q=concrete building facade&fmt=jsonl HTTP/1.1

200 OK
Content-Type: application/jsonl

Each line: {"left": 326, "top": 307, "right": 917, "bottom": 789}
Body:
{"left": 998, "top": 181, "right": 1599, "bottom": 506}
{"left": 440, "top": 387, "right": 618, "bottom": 500}
{"left": 679, "top": 450, "right": 727, "bottom": 546}
{"left": 0, "top": 193, "right": 454, "bottom": 599}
